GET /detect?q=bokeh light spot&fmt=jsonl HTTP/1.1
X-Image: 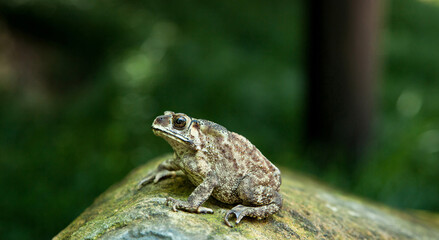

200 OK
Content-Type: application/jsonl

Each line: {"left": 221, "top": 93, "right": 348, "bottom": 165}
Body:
{"left": 396, "top": 90, "right": 423, "bottom": 117}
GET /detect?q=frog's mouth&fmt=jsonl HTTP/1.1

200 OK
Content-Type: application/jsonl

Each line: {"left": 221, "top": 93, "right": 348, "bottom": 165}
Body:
{"left": 151, "top": 127, "right": 194, "bottom": 146}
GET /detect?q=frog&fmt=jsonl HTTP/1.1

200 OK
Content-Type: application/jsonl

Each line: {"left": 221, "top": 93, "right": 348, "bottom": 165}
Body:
{"left": 137, "top": 111, "right": 282, "bottom": 227}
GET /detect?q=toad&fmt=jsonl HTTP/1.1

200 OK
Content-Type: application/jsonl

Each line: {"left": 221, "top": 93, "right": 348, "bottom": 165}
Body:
{"left": 137, "top": 111, "right": 282, "bottom": 227}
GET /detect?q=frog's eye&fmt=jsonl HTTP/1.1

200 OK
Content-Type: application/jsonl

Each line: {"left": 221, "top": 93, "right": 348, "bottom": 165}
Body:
{"left": 173, "top": 115, "right": 187, "bottom": 129}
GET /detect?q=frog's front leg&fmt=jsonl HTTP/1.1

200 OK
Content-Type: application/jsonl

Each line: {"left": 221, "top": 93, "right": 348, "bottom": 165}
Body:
{"left": 137, "top": 157, "right": 180, "bottom": 189}
{"left": 166, "top": 172, "right": 218, "bottom": 214}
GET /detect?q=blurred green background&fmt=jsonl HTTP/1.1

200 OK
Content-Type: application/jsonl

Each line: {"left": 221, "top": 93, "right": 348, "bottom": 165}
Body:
{"left": 0, "top": 0, "right": 438, "bottom": 239}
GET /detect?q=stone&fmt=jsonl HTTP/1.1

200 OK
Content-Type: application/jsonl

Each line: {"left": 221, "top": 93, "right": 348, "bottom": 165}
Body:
{"left": 54, "top": 154, "right": 439, "bottom": 240}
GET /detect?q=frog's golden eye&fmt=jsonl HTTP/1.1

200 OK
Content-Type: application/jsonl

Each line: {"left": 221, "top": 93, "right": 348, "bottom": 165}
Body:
{"left": 173, "top": 115, "right": 187, "bottom": 129}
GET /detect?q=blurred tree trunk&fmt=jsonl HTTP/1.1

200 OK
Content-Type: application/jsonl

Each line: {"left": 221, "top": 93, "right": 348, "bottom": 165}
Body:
{"left": 305, "top": 1, "right": 381, "bottom": 171}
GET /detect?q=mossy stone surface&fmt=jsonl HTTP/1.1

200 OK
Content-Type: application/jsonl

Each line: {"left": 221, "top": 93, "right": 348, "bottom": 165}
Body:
{"left": 54, "top": 154, "right": 439, "bottom": 239}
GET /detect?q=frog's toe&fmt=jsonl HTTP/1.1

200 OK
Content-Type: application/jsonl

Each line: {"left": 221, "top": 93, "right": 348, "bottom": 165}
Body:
{"left": 197, "top": 206, "right": 214, "bottom": 214}
{"left": 153, "top": 170, "right": 176, "bottom": 183}
{"left": 224, "top": 212, "right": 234, "bottom": 227}
{"left": 136, "top": 176, "right": 154, "bottom": 190}
{"left": 224, "top": 205, "right": 249, "bottom": 227}
{"left": 165, "top": 197, "right": 179, "bottom": 212}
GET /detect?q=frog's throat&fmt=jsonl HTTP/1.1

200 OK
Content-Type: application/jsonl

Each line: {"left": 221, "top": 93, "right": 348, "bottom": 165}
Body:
{"left": 152, "top": 127, "right": 195, "bottom": 146}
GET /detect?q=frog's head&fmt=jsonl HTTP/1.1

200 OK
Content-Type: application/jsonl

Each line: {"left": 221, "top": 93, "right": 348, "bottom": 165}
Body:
{"left": 151, "top": 111, "right": 201, "bottom": 153}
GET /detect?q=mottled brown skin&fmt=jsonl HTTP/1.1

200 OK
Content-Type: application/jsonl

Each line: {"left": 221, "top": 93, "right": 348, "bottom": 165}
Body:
{"left": 138, "top": 111, "right": 282, "bottom": 227}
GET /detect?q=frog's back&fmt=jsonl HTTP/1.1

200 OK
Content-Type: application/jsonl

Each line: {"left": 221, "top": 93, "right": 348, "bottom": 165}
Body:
{"left": 214, "top": 131, "right": 281, "bottom": 203}
{"left": 199, "top": 120, "right": 279, "bottom": 181}
{"left": 227, "top": 132, "right": 281, "bottom": 187}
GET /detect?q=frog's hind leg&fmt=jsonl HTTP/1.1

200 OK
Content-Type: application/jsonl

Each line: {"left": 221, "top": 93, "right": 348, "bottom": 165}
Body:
{"left": 224, "top": 191, "right": 282, "bottom": 227}
{"left": 224, "top": 175, "right": 282, "bottom": 227}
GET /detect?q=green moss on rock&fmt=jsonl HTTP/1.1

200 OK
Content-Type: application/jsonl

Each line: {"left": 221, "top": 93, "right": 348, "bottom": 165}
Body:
{"left": 54, "top": 154, "right": 439, "bottom": 240}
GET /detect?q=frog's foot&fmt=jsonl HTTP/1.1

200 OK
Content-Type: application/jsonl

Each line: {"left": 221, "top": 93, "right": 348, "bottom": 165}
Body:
{"left": 224, "top": 200, "right": 281, "bottom": 227}
{"left": 166, "top": 197, "right": 214, "bottom": 214}
{"left": 224, "top": 205, "right": 251, "bottom": 227}
{"left": 137, "top": 170, "right": 177, "bottom": 190}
